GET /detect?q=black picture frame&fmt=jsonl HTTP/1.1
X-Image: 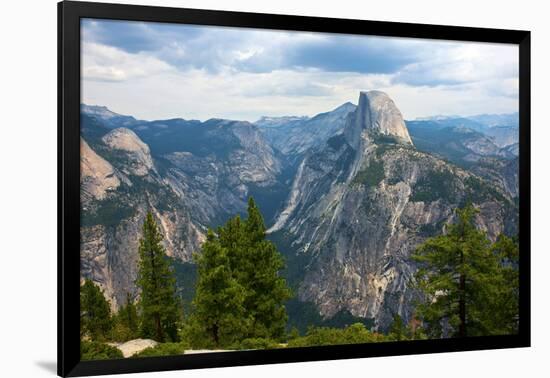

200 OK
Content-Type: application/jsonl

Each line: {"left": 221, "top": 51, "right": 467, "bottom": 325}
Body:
{"left": 58, "top": 1, "right": 531, "bottom": 376}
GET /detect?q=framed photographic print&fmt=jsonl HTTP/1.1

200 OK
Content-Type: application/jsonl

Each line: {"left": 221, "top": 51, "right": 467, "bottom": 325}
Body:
{"left": 58, "top": 0, "right": 531, "bottom": 376}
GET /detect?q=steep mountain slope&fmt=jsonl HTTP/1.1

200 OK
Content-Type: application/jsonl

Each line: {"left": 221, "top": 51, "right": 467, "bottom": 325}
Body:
{"left": 269, "top": 91, "right": 517, "bottom": 330}
{"left": 145, "top": 119, "right": 284, "bottom": 222}
{"left": 353, "top": 91, "right": 412, "bottom": 144}
{"left": 408, "top": 114, "right": 519, "bottom": 151}
{"left": 81, "top": 104, "right": 139, "bottom": 128}
{"left": 81, "top": 105, "right": 287, "bottom": 223}
{"left": 469, "top": 156, "right": 519, "bottom": 199}
{"left": 412, "top": 116, "right": 490, "bottom": 133}
{"left": 80, "top": 111, "right": 286, "bottom": 308}
{"left": 256, "top": 102, "right": 356, "bottom": 157}
{"left": 80, "top": 129, "right": 204, "bottom": 309}
{"left": 407, "top": 122, "right": 516, "bottom": 166}
{"left": 467, "top": 112, "right": 518, "bottom": 128}
{"left": 501, "top": 142, "right": 519, "bottom": 156}
{"left": 101, "top": 128, "right": 155, "bottom": 176}
{"left": 485, "top": 126, "right": 520, "bottom": 148}
{"left": 80, "top": 137, "right": 124, "bottom": 203}
{"left": 79, "top": 97, "right": 519, "bottom": 326}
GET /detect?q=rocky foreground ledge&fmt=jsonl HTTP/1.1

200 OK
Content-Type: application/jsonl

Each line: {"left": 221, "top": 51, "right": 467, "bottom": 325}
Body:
{"left": 107, "top": 339, "right": 236, "bottom": 358}
{"left": 108, "top": 339, "right": 158, "bottom": 358}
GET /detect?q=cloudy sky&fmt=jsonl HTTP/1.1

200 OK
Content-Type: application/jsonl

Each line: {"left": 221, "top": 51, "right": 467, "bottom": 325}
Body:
{"left": 81, "top": 19, "right": 519, "bottom": 122}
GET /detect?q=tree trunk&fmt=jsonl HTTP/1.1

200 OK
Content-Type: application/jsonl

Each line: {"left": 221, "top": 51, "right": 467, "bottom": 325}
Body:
{"left": 155, "top": 314, "right": 164, "bottom": 342}
{"left": 459, "top": 263, "right": 466, "bottom": 337}
{"left": 458, "top": 224, "right": 467, "bottom": 338}
{"left": 212, "top": 323, "right": 219, "bottom": 347}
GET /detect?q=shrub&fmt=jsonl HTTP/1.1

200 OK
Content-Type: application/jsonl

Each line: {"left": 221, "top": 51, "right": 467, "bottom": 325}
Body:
{"left": 110, "top": 294, "right": 140, "bottom": 342}
{"left": 230, "top": 338, "right": 280, "bottom": 350}
{"left": 80, "top": 280, "right": 113, "bottom": 342}
{"left": 81, "top": 196, "right": 135, "bottom": 227}
{"left": 132, "top": 342, "right": 187, "bottom": 358}
{"left": 80, "top": 341, "right": 123, "bottom": 361}
{"left": 287, "top": 323, "right": 388, "bottom": 348}
{"left": 464, "top": 176, "right": 506, "bottom": 203}
{"left": 179, "top": 317, "right": 218, "bottom": 350}
{"left": 372, "top": 133, "right": 401, "bottom": 145}
{"left": 352, "top": 160, "right": 385, "bottom": 188}
{"left": 287, "top": 327, "right": 300, "bottom": 341}
{"left": 109, "top": 321, "right": 136, "bottom": 342}
{"left": 410, "top": 169, "right": 456, "bottom": 203}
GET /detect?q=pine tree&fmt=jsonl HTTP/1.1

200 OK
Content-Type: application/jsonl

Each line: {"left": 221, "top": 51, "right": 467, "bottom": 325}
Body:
{"left": 189, "top": 197, "right": 291, "bottom": 346}
{"left": 224, "top": 198, "right": 292, "bottom": 340}
{"left": 388, "top": 314, "right": 408, "bottom": 341}
{"left": 111, "top": 293, "right": 139, "bottom": 341}
{"left": 190, "top": 230, "right": 250, "bottom": 347}
{"left": 121, "top": 293, "right": 139, "bottom": 337}
{"left": 136, "top": 212, "right": 181, "bottom": 342}
{"left": 481, "top": 235, "right": 519, "bottom": 334}
{"left": 245, "top": 197, "right": 266, "bottom": 244}
{"left": 80, "top": 279, "right": 112, "bottom": 341}
{"left": 412, "top": 204, "right": 519, "bottom": 337}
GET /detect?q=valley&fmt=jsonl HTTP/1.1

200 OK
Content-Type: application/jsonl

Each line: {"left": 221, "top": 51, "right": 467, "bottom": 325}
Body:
{"left": 79, "top": 91, "right": 519, "bottom": 332}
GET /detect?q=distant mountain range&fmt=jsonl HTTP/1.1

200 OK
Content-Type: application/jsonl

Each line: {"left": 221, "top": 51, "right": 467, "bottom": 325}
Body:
{"left": 415, "top": 112, "right": 518, "bottom": 128}
{"left": 80, "top": 93, "right": 518, "bottom": 331}
{"left": 408, "top": 113, "right": 519, "bottom": 156}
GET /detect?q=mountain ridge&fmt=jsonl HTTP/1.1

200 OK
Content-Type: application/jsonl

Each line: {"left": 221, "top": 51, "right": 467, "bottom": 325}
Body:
{"left": 79, "top": 93, "right": 519, "bottom": 330}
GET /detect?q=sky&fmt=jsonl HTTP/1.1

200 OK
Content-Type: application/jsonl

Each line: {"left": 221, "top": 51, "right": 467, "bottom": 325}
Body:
{"left": 81, "top": 19, "right": 519, "bottom": 122}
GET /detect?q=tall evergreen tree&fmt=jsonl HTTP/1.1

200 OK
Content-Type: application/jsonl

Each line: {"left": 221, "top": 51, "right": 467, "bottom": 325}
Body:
{"left": 80, "top": 279, "right": 112, "bottom": 341}
{"left": 190, "top": 197, "right": 291, "bottom": 346}
{"left": 223, "top": 198, "right": 291, "bottom": 340}
{"left": 190, "top": 230, "right": 250, "bottom": 347}
{"left": 482, "top": 235, "right": 519, "bottom": 334}
{"left": 412, "top": 204, "right": 519, "bottom": 337}
{"left": 111, "top": 293, "right": 139, "bottom": 341}
{"left": 121, "top": 293, "right": 139, "bottom": 336}
{"left": 244, "top": 197, "right": 266, "bottom": 243}
{"left": 136, "top": 212, "right": 180, "bottom": 342}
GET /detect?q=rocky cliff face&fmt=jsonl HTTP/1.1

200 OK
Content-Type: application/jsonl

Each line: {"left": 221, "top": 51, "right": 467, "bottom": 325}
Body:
{"left": 80, "top": 137, "right": 123, "bottom": 203}
{"left": 268, "top": 92, "right": 517, "bottom": 330}
{"left": 80, "top": 95, "right": 519, "bottom": 326}
{"left": 80, "top": 129, "right": 205, "bottom": 308}
{"left": 257, "top": 102, "right": 356, "bottom": 157}
{"left": 81, "top": 205, "right": 204, "bottom": 310}
{"left": 485, "top": 126, "right": 519, "bottom": 148}
{"left": 407, "top": 121, "right": 517, "bottom": 167}
{"left": 407, "top": 115, "right": 519, "bottom": 157}
{"left": 101, "top": 128, "right": 155, "bottom": 176}
{"left": 157, "top": 119, "right": 283, "bottom": 227}
{"left": 80, "top": 114, "right": 284, "bottom": 309}
{"left": 469, "top": 156, "right": 520, "bottom": 199}
{"left": 353, "top": 91, "right": 413, "bottom": 145}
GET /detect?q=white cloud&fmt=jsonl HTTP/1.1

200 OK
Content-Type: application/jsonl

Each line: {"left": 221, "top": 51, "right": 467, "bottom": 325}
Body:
{"left": 82, "top": 42, "right": 173, "bottom": 81}
{"left": 395, "top": 41, "right": 518, "bottom": 87}
{"left": 80, "top": 23, "right": 519, "bottom": 121}
{"left": 82, "top": 62, "right": 516, "bottom": 122}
